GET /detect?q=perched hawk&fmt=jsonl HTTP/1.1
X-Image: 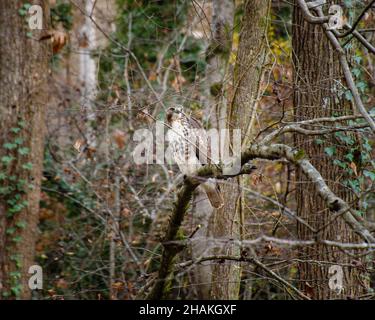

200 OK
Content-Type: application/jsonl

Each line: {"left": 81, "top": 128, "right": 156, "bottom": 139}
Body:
{"left": 166, "top": 106, "right": 224, "bottom": 209}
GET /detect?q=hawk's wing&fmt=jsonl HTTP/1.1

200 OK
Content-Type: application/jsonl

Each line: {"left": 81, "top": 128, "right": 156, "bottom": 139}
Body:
{"left": 186, "top": 115, "right": 211, "bottom": 165}
{"left": 187, "top": 115, "right": 224, "bottom": 208}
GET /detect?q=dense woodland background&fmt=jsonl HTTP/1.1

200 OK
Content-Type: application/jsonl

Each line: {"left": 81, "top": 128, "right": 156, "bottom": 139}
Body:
{"left": 0, "top": 0, "right": 375, "bottom": 300}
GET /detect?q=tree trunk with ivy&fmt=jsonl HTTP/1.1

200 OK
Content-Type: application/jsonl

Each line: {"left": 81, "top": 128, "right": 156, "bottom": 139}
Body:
{"left": 210, "top": 0, "right": 270, "bottom": 300}
{"left": 0, "top": 0, "right": 51, "bottom": 299}
{"left": 293, "top": 2, "right": 368, "bottom": 299}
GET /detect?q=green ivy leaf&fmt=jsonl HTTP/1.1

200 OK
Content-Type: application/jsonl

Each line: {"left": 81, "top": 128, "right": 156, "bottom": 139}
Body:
{"left": 293, "top": 149, "right": 305, "bottom": 161}
{"left": 6, "top": 227, "right": 16, "bottom": 235}
{"left": 7, "top": 198, "right": 16, "bottom": 206}
{"left": 20, "top": 200, "right": 28, "bottom": 207}
{"left": 15, "top": 220, "right": 27, "bottom": 229}
{"left": 333, "top": 159, "right": 347, "bottom": 169}
{"left": 363, "top": 170, "right": 375, "bottom": 181}
{"left": 346, "top": 179, "right": 361, "bottom": 193}
{"left": 22, "top": 162, "right": 33, "bottom": 170}
{"left": 0, "top": 186, "right": 12, "bottom": 195}
{"left": 12, "top": 235, "right": 22, "bottom": 243}
{"left": 335, "top": 132, "right": 354, "bottom": 145}
{"left": 345, "top": 90, "right": 353, "bottom": 101}
{"left": 3, "top": 142, "right": 17, "bottom": 150}
{"left": 354, "top": 209, "right": 364, "bottom": 217}
{"left": 10, "top": 254, "right": 21, "bottom": 262}
{"left": 17, "top": 120, "right": 26, "bottom": 128}
{"left": 14, "top": 137, "right": 24, "bottom": 145}
{"left": 9, "top": 271, "right": 21, "bottom": 279}
{"left": 8, "top": 204, "right": 24, "bottom": 214}
{"left": 362, "top": 138, "right": 372, "bottom": 152}
{"left": 345, "top": 153, "right": 354, "bottom": 162}
{"left": 18, "top": 147, "right": 30, "bottom": 155}
{"left": 16, "top": 179, "right": 27, "bottom": 190}
{"left": 357, "top": 81, "right": 367, "bottom": 93}
{"left": 13, "top": 193, "right": 21, "bottom": 201}
{"left": 18, "top": 8, "right": 26, "bottom": 16}
{"left": 1, "top": 155, "right": 14, "bottom": 165}
{"left": 324, "top": 146, "right": 336, "bottom": 157}
{"left": 10, "top": 285, "right": 22, "bottom": 297}
{"left": 352, "top": 68, "right": 361, "bottom": 77}
{"left": 10, "top": 127, "right": 21, "bottom": 134}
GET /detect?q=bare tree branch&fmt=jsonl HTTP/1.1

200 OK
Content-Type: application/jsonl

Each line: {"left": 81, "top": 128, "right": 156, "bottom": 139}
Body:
{"left": 176, "top": 235, "right": 375, "bottom": 250}
{"left": 295, "top": 0, "right": 329, "bottom": 24}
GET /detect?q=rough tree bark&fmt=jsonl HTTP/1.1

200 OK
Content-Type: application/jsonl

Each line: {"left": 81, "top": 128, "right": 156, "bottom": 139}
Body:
{"left": 210, "top": 0, "right": 270, "bottom": 299}
{"left": 78, "top": 0, "right": 97, "bottom": 148}
{"left": 191, "top": 0, "right": 234, "bottom": 299}
{"left": 204, "top": 0, "right": 234, "bottom": 129}
{"left": 293, "top": 1, "right": 368, "bottom": 299}
{"left": 0, "top": 0, "right": 51, "bottom": 299}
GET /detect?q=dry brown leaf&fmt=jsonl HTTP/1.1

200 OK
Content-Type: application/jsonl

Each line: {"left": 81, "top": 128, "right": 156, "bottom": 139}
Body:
{"left": 40, "top": 30, "right": 68, "bottom": 53}
{"left": 136, "top": 109, "right": 153, "bottom": 124}
{"left": 304, "top": 282, "right": 314, "bottom": 298}
{"left": 148, "top": 70, "right": 157, "bottom": 81}
{"left": 56, "top": 278, "right": 68, "bottom": 289}
{"left": 349, "top": 162, "right": 358, "bottom": 176}
{"left": 112, "top": 282, "right": 124, "bottom": 289}
{"left": 86, "top": 146, "right": 96, "bottom": 159}
{"left": 251, "top": 173, "right": 263, "bottom": 186}
{"left": 47, "top": 289, "right": 56, "bottom": 297}
{"left": 73, "top": 139, "right": 85, "bottom": 152}
{"left": 52, "top": 31, "right": 67, "bottom": 53}
{"left": 78, "top": 33, "right": 89, "bottom": 48}
{"left": 121, "top": 208, "right": 131, "bottom": 217}
{"left": 171, "top": 75, "right": 186, "bottom": 92}
{"left": 112, "top": 129, "right": 126, "bottom": 149}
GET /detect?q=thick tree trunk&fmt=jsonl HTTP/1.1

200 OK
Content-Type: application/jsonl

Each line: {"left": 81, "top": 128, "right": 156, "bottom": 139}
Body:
{"left": 210, "top": 0, "right": 270, "bottom": 299}
{"left": 191, "top": 0, "right": 234, "bottom": 300}
{"left": 78, "top": 0, "right": 97, "bottom": 148}
{"left": 0, "top": 0, "right": 50, "bottom": 299}
{"left": 204, "top": 0, "right": 234, "bottom": 129}
{"left": 293, "top": 2, "right": 367, "bottom": 299}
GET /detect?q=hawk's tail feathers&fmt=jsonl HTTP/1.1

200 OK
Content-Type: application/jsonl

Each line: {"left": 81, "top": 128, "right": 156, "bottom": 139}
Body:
{"left": 202, "top": 180, "right": 224, "bottom": 209}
